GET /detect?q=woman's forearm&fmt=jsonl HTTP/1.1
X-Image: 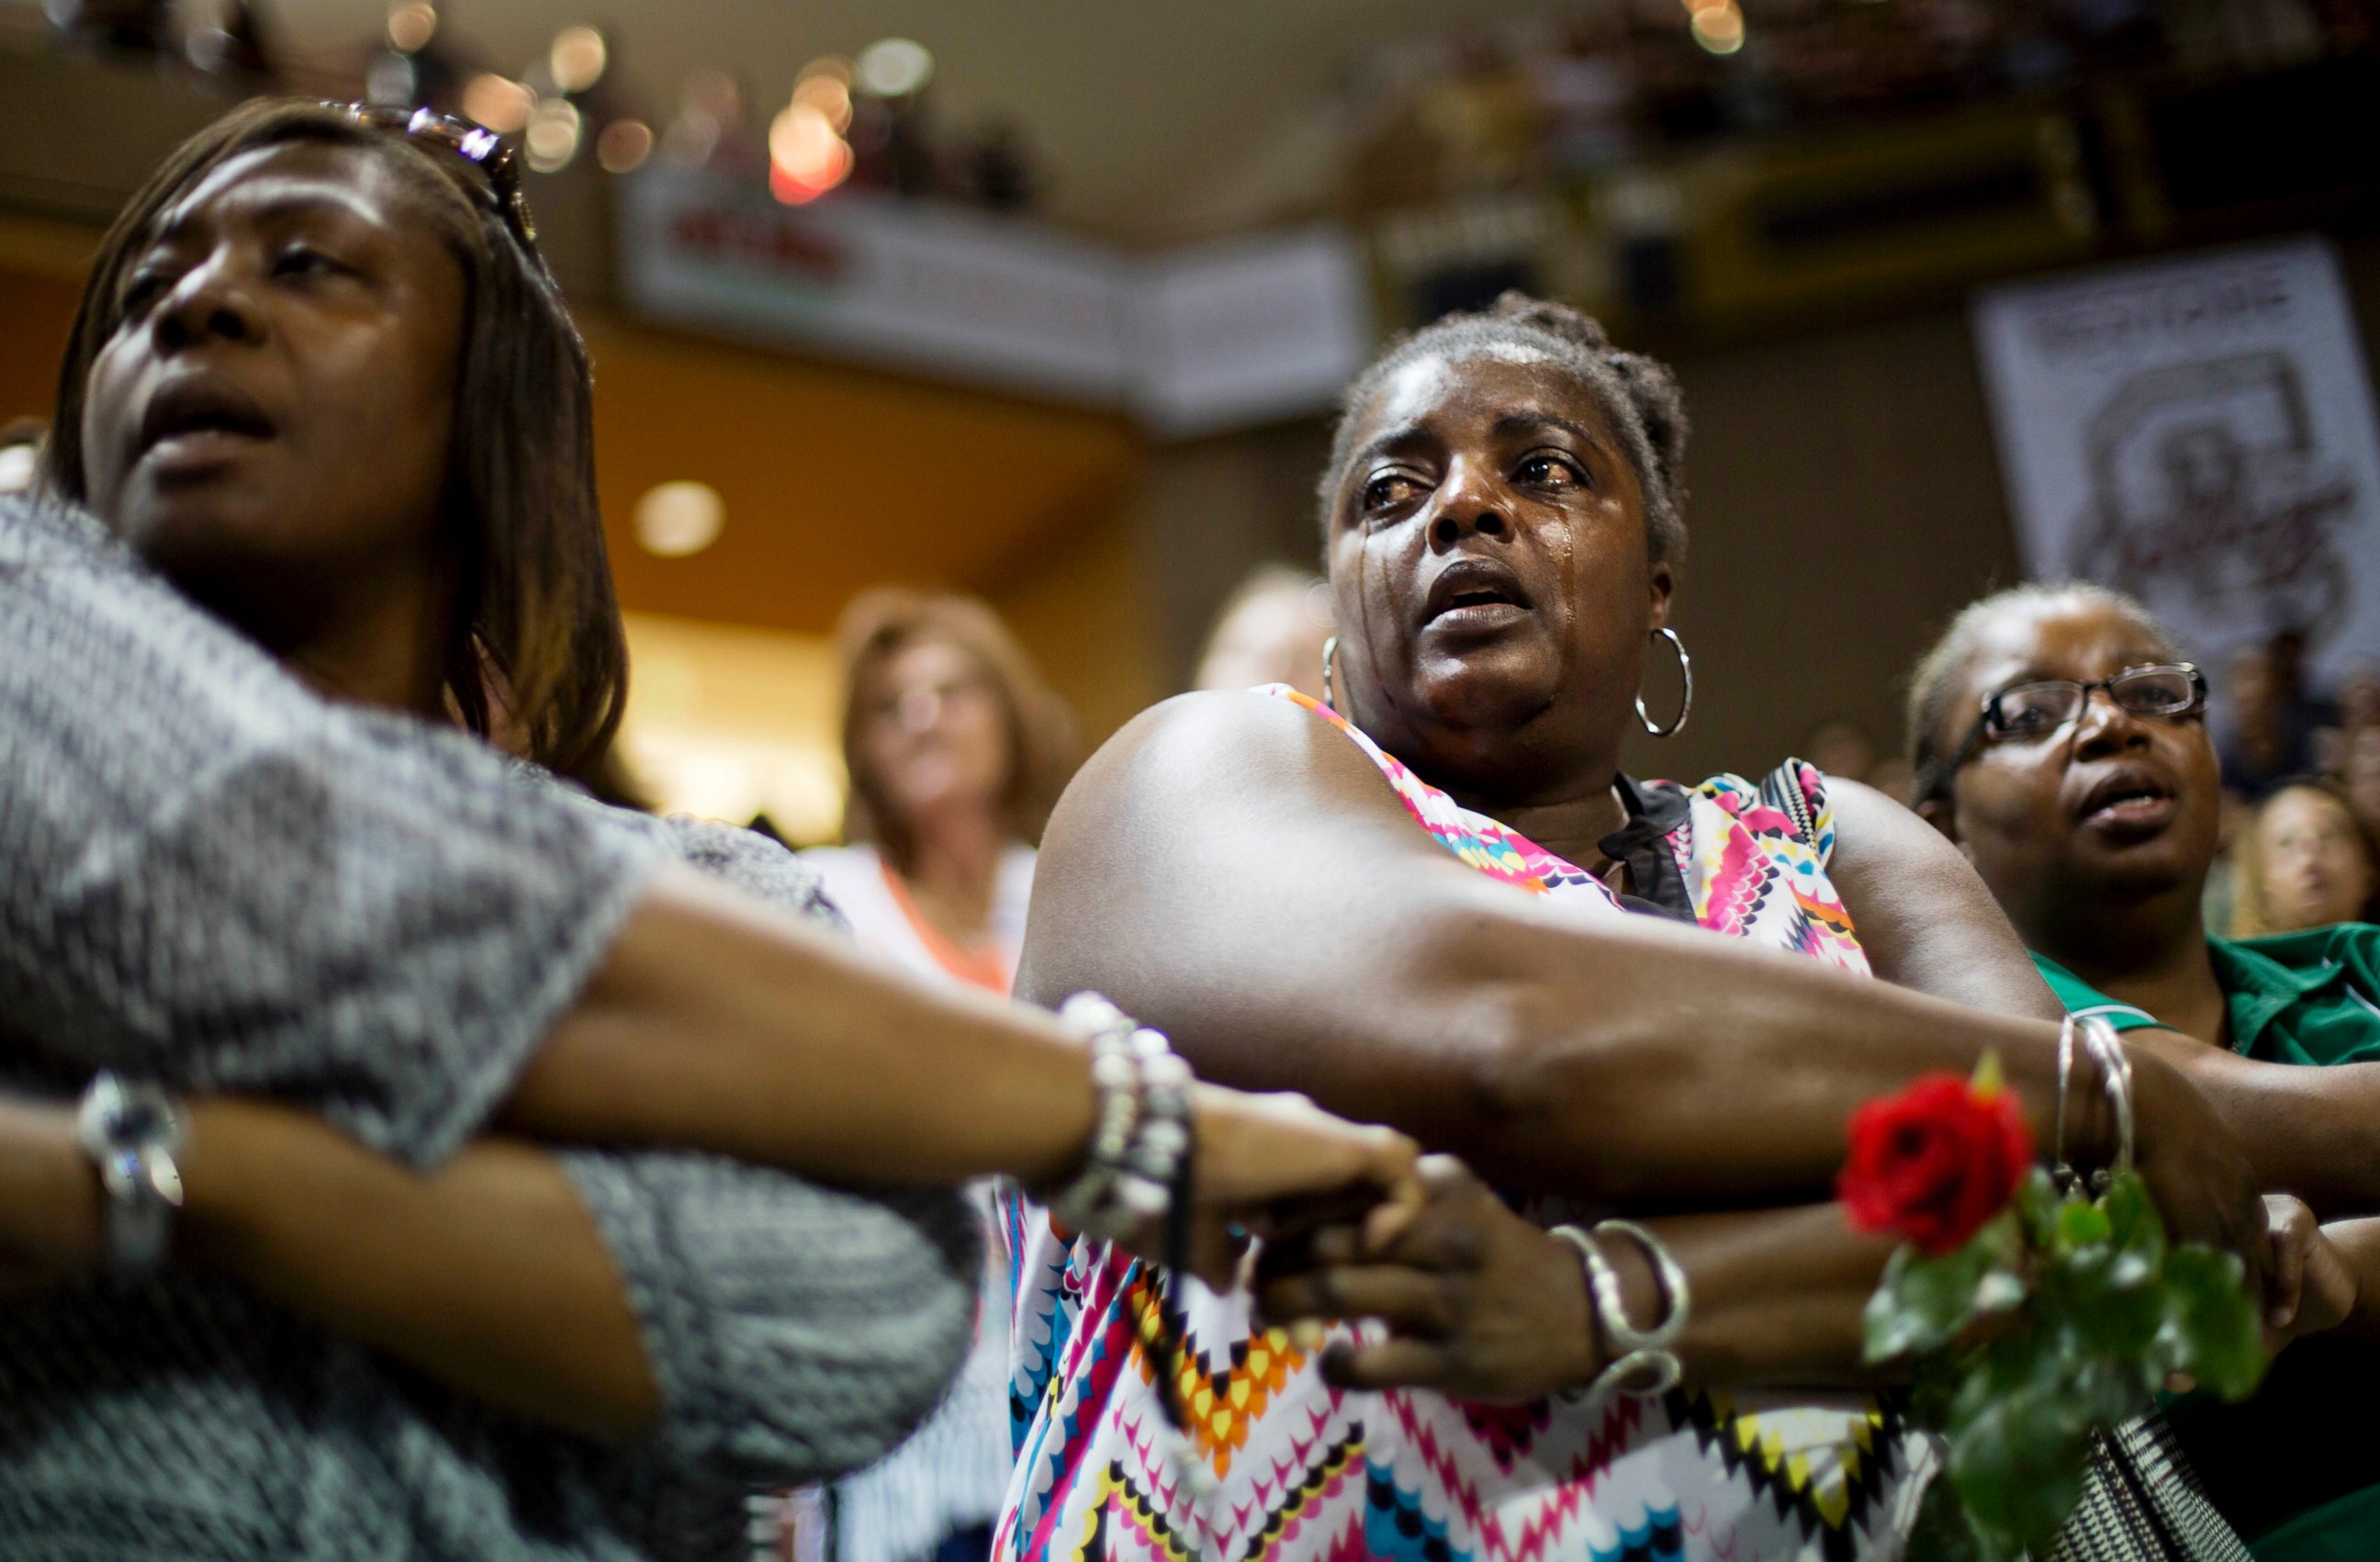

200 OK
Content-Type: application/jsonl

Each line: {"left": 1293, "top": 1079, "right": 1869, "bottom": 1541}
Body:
{"left": 2321, "top": 1218, "right": 2380, "bottom": 1336}
{"left": 177, "top": 1099, "right": 660, "bottom": 1438}
{"left": 1614, "top": 1205, "right": 1895, "bottom": 1389}
{"left": 2129, "top": 1037, "right": 2380, "bottom": 1216}
{"left": 1400, "top": 890, "right": 2094, "bottom": 1205}
{"left": 502, "top": 865, "right": 1100, "bottom": 1187}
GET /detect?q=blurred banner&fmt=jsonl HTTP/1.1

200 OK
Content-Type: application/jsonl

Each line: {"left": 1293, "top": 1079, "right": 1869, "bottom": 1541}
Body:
{"left": 621, "top": 170, "right": 1130, "bottom": 403}
{"left": 618, "top": 169, "right": 1368, "bottom": 435}
{"left": 1974, "top": 238, "right": 2380, "bottom": 680}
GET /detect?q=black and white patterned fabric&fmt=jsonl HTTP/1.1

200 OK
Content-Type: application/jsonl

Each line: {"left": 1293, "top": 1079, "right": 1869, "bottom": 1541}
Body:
{"left": 2051, "top": 1413, "right": 2253, "bottom": 1562}
{"left": 0, "top": 494, "right": 977, "bottom": 1560}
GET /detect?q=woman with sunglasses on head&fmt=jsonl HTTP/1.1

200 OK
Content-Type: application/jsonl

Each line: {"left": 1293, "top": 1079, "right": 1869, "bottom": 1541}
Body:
{"left": 0, "top": 99, "right": 1420, "bottom": 1561}
{"left": 1906, "top": 582, "right": 2380, "bottom": 1559}
{"left": 998, "top": 296, "right": 2287, "bottom": 1562}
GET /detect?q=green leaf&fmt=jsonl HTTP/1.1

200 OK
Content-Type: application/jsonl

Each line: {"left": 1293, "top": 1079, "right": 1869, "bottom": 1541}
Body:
{"left": 2102, "top": 1170, "right": 2166, "bottom": 1264}
{"left": 1865, "top": 1239, "right": 1999, "bottom": 1363}
{"left": 2047, "top": 1247, "right": 2163, "bottom": 1359}
{"left": 1972, "top": 1270, "right": 2026, "bottom": 1317}
{"left": 2015, "top": 1168, "right": 2064, "bottom": 1249}
{"left": 2156, "top": 1246, "right": 2266, "bottom": 1400}
{"left": 1945, "top": 1374, "right": 2096, "bottom": 1555}
{"left": 2058, "top": 1199, "right": 2112, "bottom": 1251}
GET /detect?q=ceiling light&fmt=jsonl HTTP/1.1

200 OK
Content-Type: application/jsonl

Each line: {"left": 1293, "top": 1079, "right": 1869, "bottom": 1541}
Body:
{"left": 549, "top": 25, "right": 606, "bottom": 93}
{"left": 854, "top": 38, "right": 933, "bottom": 98}
{"left": 635, "top": 481, "right": 725, "bottom": 557}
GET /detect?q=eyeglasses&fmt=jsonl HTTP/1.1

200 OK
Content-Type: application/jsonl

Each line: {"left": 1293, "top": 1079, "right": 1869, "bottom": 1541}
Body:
{"left": 1919, "top": 662, "right": 2207, "bottom": 803}
{"left": 326, "top": 103, "right": 537, "bottom": 248}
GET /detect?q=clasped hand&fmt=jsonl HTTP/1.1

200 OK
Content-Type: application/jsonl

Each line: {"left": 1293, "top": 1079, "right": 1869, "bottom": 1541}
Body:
{"left": 1252, "top": 1155, "right": 1600, "bottom": 1403}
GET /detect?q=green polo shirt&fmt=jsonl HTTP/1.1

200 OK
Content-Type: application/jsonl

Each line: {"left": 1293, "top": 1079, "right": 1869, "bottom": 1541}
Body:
{"left": 2032, "top": 924, "right": 2380, "bottom": 1067}
{"left": 2032, "top": 928, "right": 2380, "bottom": 1559}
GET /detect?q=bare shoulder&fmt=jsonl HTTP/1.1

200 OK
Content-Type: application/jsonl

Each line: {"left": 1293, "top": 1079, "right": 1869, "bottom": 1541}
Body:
{"left": 1024, "top": 691, "right": 1446, "bottom": 1008}
{"left": 1055, "top": 690, "right": 1403, "bottom": 833}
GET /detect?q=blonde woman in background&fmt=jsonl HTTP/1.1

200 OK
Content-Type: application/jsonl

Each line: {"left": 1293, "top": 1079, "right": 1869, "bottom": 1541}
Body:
{"left": 1193, "top": 563, "right": 1335, "bottom": 702}
{"left": 2230, "top": 776, "right": 2380, "bottom": 937}
{"left": 799, "top": 589, "right": 1076, "bottom": 1562}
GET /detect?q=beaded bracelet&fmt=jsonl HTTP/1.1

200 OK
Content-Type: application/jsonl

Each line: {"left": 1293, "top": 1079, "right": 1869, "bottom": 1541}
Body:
{"left": 1042, "top": 993, "right": 1194, "bottom": 1242}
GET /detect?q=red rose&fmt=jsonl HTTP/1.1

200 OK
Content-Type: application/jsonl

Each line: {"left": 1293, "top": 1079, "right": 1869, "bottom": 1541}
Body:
{"left": 1838, "top": 1073, "right": 2032, "bottom": 1256}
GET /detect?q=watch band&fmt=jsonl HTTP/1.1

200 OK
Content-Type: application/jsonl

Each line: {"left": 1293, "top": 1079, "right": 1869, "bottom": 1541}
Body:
{"left": 75, "top": 1072, "right": 187, "bottom": 1279}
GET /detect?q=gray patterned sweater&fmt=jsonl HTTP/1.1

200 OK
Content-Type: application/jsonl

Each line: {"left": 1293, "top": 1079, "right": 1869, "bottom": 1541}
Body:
{"left": 0, "top": 495, "right": 979, "bottom": 1560}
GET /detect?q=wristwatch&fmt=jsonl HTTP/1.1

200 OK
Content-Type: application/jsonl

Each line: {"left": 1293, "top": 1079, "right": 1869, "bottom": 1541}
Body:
{"left": 74, "top": 1072, "right": 187, "bottom": 1279}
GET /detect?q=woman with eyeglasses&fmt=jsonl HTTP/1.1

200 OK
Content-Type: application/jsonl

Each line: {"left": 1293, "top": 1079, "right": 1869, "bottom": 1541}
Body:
{"left": 1906, "top": 581, "right": 2380, "bottom": 1559}
{"left": 0, "top": 98, "right": 1420, "bottom": 1560}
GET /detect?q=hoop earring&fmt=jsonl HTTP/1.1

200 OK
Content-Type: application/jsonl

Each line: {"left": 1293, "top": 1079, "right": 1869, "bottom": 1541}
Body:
{"left": 1321, "top": 635, "right": 1340, "bottom": 708}
{"left": 1635, "top": 626, "right": 1692, "bottom": 738}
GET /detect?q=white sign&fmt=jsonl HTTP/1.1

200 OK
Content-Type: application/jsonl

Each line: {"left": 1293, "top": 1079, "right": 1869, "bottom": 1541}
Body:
{"left": 1129, "top": 229, "right": 1371, "bottom": 438}
{"left": 620, "top": 171, "right": 1131, "bottom": 405}
{"left": 1972, "top": 238, "right": 2380, "bottom": 683}
{"left": 617, "top": 170, "right": 1371, "bottom": 434}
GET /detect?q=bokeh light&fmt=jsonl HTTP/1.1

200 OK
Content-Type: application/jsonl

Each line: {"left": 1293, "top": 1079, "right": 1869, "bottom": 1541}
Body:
{"left": 1690, "top": 2, "right": 1746, "bottom": 53}
{"left": 769, "top": 98, "right": 853, "bottom": 203}
{"left": 635, "top": 481, "right": 726, "bottom": 557}
{"left": 596, "top": 118, "right": 655, "bottom": 174}
{"left": 549, "top": 26, "right": 608, "bottom": 94}
{"left": 855, "top": 38, "right": 934, "bottom": 98}
{"left": 386, "top": 2, "right": 436, "bottom": 53}
{"left": 525, "top": 98, "right": 583, "bottom": 172}
{"left": 462, "top": 73, "right": 535, "bottom": 133}
{"left": 794, "top": 72, "right": 854, "bottom": 134}
{"left": 769, "top": 103, "right": 837, "bottom": 175}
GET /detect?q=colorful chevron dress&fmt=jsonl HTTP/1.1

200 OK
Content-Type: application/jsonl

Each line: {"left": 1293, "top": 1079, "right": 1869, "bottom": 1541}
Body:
{"left": 995, "top": 685, "right": 1934, "bottom": 1562}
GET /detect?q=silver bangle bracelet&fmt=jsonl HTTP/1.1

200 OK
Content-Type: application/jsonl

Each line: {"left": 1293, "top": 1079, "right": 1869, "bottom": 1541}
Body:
{"left": 2077, "top": 1017, "right": 2135, "bottom": 1194}
{"left": 1551, "top": 1220, "right": 1690, "bottom": 1403}
{"left": 2051, "top": 1013, "right": 2079, "bottom": 1195}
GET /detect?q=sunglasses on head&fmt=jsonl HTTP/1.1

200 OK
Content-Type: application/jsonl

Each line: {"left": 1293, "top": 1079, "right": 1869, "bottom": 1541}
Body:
{"left": 1917, "top": 662, "right": 2207, "bottom": 804}
{"left": 324, "top": 102, "right": 537, "bottom": 249}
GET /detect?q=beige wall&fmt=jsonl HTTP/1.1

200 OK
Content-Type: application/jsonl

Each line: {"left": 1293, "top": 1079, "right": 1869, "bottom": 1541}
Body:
{"left": 1645, "top": 306, "right": 2022, "bottom": 782}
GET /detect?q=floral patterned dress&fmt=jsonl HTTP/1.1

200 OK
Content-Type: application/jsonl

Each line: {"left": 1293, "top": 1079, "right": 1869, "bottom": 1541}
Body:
{"left": 995, "top": 687, "right": 1934, "bottom": 1562}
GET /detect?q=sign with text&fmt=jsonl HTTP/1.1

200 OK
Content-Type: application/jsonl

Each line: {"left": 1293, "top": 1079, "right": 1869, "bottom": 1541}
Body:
{"left": 1972, "top": 238, "right": 2380, "bottom": 682}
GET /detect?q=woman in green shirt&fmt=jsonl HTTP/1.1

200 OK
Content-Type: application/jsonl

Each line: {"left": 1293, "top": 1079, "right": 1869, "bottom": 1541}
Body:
{"left": 1906, "top": 581, "right": 2380, "bottom": 1559}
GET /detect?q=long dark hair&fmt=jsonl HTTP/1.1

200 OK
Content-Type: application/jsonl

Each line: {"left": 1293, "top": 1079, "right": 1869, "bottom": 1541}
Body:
{"left": 41, "top": 98, "right": 629, "bottom": 784}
